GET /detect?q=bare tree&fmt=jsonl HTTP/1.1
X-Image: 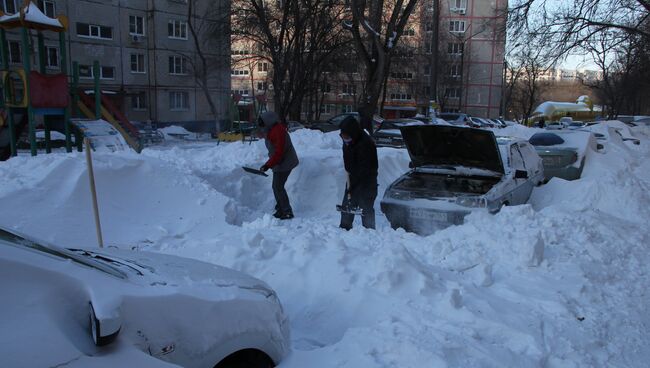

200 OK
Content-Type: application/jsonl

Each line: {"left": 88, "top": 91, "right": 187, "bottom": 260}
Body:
{"left": 232, "top": 0, "right": 349, "bottom": 120}
{"left": 185, "top": 0, "right": 230, "bottom": 132}
{"left": 345, "top": 0, "right": 419, "bottom": 132}
{"left": 509, "top": 0, "right": 650, "bottom": 62}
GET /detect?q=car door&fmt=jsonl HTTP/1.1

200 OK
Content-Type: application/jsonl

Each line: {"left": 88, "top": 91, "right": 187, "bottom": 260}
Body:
{"left": 518, "top": 142, "right": 543, "bottom": 184}
{"left": 508, "top": 144, "right": 531, "bottom": 204}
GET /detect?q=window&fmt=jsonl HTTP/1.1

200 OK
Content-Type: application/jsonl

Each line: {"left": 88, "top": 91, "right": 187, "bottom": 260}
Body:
{"left": 76, "top": 23, "right": 113, "bottom": 40}
{"left": 510, "top": 145, "right": 526, "bottom": 171}
{"left": 390, "top": 72, "right": 413, "bottom": 79}
{"left": 389, "top": 93, "right": 412, "bottom": 100}
{"left": 169, "top": 56, "right": 188, "bottom": 75}
{"left": 320, "top": 104, "right": 336, "bottom": 114}
{"left": 232, "top": 89, "right": 249, "bottom": 96}
{"left": 258, "top": 62, "right": 268, "bottom": 72}
{"left": 424, "top": 65, "right": 431, "bottom": 76}
{"left": 231, "top": 69, "right": 249, "bottom": 76}
{"left": 404, "top": 28, "right": 415, "bottom": 36}
{"left": 449, "top": 20, "right": 466, "bottom": 33}
{"left": 100, "top": 66, "right": 115, "bottom": 80}
{"left": 257, "top": 81, "right": 268, "bottom": 91}
{"left": 1, "top": 0, "right": 16, "bottom": 14}
{"left": 38, "top": 0, "right": 55, "bottom": 17}
{"left": 445, "top": 88, "right": 461, "bottom": 98}
{"left": 342, "top": 84, "right": 356, "bottom": 94}
{"left": 46, "top": 47, "right": 58, "bottom": 68}
{"left": 231, "top": 49, "right": 250, "bottom": 55}
{"left": 130, "top": 54, "right": 145, "bottom": 73}
{"left": 448, "top": 42, "right": 464, "bottom": 54}
{"left": 450, "top": 0, "right": 467, "bottom": 12}
{"left": 425, "top": 23, "right": 433, "bottom": 32}
{"left": 8, "top": 41, "right": 20, "bottom": 64}
{"left": 425, "top": 41, "right": 432, "bottom": 53}
{"left": 129, "top": 15, "right": 145, "bottom": 36}
{"left": 131, "top": 92, "right": 147, "bottom": 110}
{"left": 169, "top": 91, "right": 189, "bottom": 111}
{"left": 424, "top": 86, "right": 431, "bottom": 95}
{"left": 77, "top": 23, "right": 113, "bottom": 40}
{"left": 78, "top": 65, "right": 115, "bottom": 80}
{"left": 168, "top": 20, "right": 188, "bottom": 39}
{"left": 322, "top": 83, "right": 331, "bottom": 93}
{"left": 450, "top": 64, "right": 461, "bottom": 77}
{"left": 342, "top": 105, "right": 353, "bottom": 113}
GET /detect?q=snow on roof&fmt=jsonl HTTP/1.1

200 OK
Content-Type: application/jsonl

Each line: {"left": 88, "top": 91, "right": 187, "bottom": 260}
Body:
{"left": 0, "top": 2, "right": 65, "bottom": 32}
{"left": 533, "top": 101, "right": 593, "bottom": 117}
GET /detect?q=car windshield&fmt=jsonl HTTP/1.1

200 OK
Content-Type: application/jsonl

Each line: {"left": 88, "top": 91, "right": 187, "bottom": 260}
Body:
{"left": 529, "top": 133, "right": 565, "bottom": 146}
{"left": 0, "top": 228, "right": 127, "bottom": 279}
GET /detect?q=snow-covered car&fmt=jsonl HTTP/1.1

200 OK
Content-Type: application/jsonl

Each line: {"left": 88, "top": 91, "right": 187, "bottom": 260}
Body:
{"left": 373, "top": 119, "right": 425, "bottom": 148}
{"left": 438, "top": 112, "right": 471, "bottom": 126}
{"left": 308, "top": 113, "right": 382, "bottom": 133}
{"left": 380, "top": 125, "right": 544, "bottom": 234}
{"left": 584, "top": 121, "right": 641, "bottom": 145}
{"left": 0, "top": 227, "right": 290, "bottom": 368}
{"left": 529, "top": 131, "right": 597, "bottom": 181}
{"left": 287, "top": 120, "right": 305, "bottom": 132}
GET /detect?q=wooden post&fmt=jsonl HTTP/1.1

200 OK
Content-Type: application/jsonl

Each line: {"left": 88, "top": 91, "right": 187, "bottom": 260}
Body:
{"left": 84, "top": 138, "right": 104, "bottom": 248}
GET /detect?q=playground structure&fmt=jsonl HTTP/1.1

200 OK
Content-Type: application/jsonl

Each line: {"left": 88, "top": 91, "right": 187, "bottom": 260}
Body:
{"left": 0, "top": 0, "right": 141, "bottom": 160}
{"left": 530, "top": 96, "right": 602, "bottom": 124}
{"left": 218, "top": 94, "right": 266, "bottom": 143}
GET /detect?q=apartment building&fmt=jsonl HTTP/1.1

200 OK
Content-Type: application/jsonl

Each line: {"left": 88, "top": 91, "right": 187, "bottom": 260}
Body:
{"left": 1, "top": 0, "right": 231, "bottom": 127}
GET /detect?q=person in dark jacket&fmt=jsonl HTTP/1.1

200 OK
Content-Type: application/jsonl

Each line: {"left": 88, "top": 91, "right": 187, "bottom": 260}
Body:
{"left": 339, "top": 116, "right": 378, "bottom": 230}
{"left": 258, "top": 111, "right": 299, "bottom": 219}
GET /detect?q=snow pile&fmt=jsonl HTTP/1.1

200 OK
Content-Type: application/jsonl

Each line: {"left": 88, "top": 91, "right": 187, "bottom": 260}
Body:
{"left": 1, "top": 127, "right": 649, "bottom": 366}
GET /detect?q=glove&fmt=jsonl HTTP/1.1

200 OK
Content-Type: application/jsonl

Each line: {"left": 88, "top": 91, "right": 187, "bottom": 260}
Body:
{"left": 260, "top": 165, "right": 269, "bottom": 172}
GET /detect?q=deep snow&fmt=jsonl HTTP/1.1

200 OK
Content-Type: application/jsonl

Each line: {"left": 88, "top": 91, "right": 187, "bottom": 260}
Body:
{"left": 1, "top": 123, "right": 649, "bottom": 367}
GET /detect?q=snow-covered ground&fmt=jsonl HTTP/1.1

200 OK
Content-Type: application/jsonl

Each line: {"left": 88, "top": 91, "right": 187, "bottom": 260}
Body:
{"left": 1, "top": 123, "right": 649, "bottom": 367}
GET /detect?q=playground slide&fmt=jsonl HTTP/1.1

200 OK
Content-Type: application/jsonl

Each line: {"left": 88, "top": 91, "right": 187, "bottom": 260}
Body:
{"left": 77, "top": 91, "right": 142, "bottom": 152}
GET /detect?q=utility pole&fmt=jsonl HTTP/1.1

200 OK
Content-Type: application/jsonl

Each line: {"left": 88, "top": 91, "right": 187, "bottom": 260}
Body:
{"left": 429, "top": 0, "right": 440, "bottom": 110}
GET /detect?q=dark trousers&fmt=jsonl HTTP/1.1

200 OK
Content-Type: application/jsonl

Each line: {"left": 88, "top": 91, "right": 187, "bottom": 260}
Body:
{"left": 340, "top": 185, "right": 377, "bottom": 230}
{"left": 272, "top": 170, "right": 293, "bottom": 214}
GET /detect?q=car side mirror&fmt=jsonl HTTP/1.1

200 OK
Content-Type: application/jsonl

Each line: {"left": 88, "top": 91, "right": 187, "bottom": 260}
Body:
{"left": 89, "top": 302, "right": 121, "bottom": 346}
{"left": 409, "top": 161, "right": 415, "bottom": 168}
{"left": 514, "top": 170, "right": 528, "bottom": 179}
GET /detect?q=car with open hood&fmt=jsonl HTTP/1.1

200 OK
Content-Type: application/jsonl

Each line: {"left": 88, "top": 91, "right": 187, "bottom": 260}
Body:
{"left": 380, "top": 125, "right": 544, "bottom": 234}
{"left": 373, "top": 119, "right": 425, "bottom": 148}
{"left": 0, "top": 227, "right": 290, "bottom": 368}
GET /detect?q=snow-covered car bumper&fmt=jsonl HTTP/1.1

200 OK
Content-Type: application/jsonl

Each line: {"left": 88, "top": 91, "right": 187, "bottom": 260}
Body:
{"left": 381, "top": 199, "right": 470, "bottom": 234}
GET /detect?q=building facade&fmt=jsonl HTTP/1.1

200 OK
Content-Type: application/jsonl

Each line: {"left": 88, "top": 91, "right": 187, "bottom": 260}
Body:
{"left": 229, "top": 0, "right": 507, "bottom": 121}
{"left": 1, "top": 0, "right": 231, "bottom": 127}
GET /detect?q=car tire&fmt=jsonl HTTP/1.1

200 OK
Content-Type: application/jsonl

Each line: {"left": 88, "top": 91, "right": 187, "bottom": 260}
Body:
{"left": 214, "top": 349, "right": 275, "bottom": 368}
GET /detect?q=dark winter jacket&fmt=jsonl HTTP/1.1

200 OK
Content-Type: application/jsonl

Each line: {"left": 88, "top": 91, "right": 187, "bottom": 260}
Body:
{"left": 340, "top": 116, "right": 378, "bottom": 198}
{"left": 260, "top": 112, "right": 299, "bottom": 172}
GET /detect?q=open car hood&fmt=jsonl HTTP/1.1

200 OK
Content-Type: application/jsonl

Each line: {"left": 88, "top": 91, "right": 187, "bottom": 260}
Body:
{"left": 400, "top": 125, "right": 505, "bottom": 174}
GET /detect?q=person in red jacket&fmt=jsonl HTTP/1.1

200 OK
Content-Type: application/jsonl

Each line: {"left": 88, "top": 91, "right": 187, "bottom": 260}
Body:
{"left": 258, "top": 111, "right": 299, "bottom": 219}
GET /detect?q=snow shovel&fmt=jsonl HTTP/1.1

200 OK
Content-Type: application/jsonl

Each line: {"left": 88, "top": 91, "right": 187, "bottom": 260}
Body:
{"left": 242, "top": 166, "right": 269, "bottom": 177}
{"left": 336, "top": 173, "right": 364, "bottom": 215}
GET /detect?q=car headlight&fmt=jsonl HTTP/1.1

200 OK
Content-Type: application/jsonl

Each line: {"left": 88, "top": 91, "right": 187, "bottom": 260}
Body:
{"left": 455, "top": 196, "right": 487, "bottom": 208}
{"left": 387, "top": 189, "right": 410, "bottom": 200}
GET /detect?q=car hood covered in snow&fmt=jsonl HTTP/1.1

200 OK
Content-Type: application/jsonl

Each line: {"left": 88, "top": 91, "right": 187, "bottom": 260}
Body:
{"left": 400, "top": 125, "right": 505, "bottom": 174}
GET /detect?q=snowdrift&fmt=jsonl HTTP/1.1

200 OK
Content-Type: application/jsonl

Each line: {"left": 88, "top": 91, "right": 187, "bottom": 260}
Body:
{"left": 1, "top": 127, "right": 649, "bottom": 367}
